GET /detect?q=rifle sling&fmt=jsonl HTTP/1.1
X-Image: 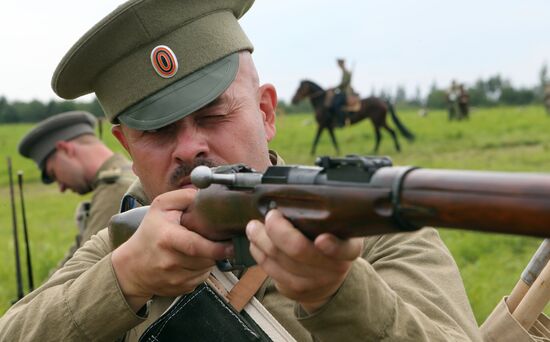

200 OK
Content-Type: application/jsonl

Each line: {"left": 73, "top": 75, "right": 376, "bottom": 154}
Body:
{"left": 391, "top": 166, "right": 421, "bottom": 231}
{"left": 227, "top": 266, "right": 268, "bottom": 312}
{"left": 208, "top": 267, "right": 296, "bottom": 341}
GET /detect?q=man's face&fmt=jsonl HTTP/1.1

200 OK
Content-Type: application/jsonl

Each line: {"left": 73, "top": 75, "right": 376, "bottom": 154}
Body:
{"left": 113, "top": 53, "right": 277, "bottom": 200}
{"left": 45, "top": 145, "right": 91, "bottom": 194}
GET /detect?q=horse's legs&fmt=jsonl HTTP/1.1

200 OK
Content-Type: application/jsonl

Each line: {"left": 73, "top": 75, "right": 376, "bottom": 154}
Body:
{"left": 327, "top": 127, "right": 340, "bottom": 155}
{"left": 311, "top": 126, "right": 324, "bottom": 156}
{"left": 383, "top": 124, "right": 401, "bottom": 152}
{"left": 373, "top": 126, "right": 382, "bottom": 153}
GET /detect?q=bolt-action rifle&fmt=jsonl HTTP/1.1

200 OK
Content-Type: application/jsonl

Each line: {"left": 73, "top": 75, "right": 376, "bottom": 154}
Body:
{"left": 110, "top": 155, "right": 550, "bottom": 270}
{"left": 17, "top": 170, "right": 34, "bottom": 292}
{"left": 7, "top": 157, "right": 24, "bottom": 301}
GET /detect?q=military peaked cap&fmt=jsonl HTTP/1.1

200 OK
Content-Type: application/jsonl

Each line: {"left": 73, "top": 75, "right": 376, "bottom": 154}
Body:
{"left": 52, "top": 0, "right": 254, "bottom": 131}
{"left": 18, "top": 111, "right": 97, "bottom": 184}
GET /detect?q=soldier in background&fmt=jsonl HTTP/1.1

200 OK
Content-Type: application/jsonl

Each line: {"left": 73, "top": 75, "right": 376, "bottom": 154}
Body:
{"left": 458, "top": 84, "right": 470, "bottom": 120}
{"left": 18, "top": 111, "right": 136, "bottom": 268}
{"left": 329, "top": 58, "right": 359, "bottom": 126}
{"left": 336, "top": 58, "right": 353, "bottom": 95}
{"left": 446, "top": 80, "right": 460, "bottom": 121}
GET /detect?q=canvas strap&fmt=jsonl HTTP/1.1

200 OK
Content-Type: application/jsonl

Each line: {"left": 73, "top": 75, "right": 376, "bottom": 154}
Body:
{"left": 227, "top": 266, "right": 268, "bottom": 312}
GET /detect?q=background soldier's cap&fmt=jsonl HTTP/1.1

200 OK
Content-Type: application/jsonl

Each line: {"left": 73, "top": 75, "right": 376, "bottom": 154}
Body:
{"left": 18, "top": 111, "right": 97, "bottom": 184}
{"left": 51, "top": 0, "right": 254, "bottom": 131}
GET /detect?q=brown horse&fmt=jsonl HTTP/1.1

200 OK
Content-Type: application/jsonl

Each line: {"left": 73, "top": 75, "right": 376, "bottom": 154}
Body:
{"left": 291, "top": 80, "right": 415, "bottom": 155}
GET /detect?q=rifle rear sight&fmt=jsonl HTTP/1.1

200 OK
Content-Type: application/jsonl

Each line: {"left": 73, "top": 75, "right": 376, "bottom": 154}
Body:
{"left": 190, "top": 155, "right": 394, "bottom": 190}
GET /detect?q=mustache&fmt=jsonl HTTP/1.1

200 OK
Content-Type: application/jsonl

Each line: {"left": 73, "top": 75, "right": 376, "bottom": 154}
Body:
{"left": 169, "top": 158, "right": 219, "bottom": 187}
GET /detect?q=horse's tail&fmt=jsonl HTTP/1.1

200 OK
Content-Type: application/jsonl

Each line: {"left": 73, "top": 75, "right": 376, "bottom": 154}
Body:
{"left": 386, "top": 100, "right": 415, "bottom": 141}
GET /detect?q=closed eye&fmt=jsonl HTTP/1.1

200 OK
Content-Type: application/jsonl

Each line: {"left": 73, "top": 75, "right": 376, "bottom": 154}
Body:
{"left": 196, "top": 112, "right": 228, "bottom": 123}
{"left": 47, "top": 170, "right": 56, "bottom": 182}
{"left": 143, "top": 124, "right": 176, "bottom": 135}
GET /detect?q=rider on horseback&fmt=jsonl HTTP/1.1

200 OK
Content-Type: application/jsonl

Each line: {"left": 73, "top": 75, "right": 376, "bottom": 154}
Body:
{"left": 329, "top": 58, "right": 358, "bottom": 127}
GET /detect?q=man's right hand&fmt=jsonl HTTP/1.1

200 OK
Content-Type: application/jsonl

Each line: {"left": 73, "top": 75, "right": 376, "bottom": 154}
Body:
{"left": 111, "top": 189, "right": 233, "bottom": 312}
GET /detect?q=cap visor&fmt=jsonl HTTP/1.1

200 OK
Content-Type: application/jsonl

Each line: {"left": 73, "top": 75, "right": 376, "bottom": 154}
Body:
{"left": 118, "top": 53, "right": 239, "bottom": 130}
{"left": 41, "top": 169, "right": 54, "bottom": 184}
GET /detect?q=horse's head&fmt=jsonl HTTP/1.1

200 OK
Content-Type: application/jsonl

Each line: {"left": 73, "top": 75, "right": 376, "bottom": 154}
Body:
{"left": 291, "top": 80, "right": 323, "bottom": 105}
{"left": 291, "top": 80, "right": 309, "bottom": 105}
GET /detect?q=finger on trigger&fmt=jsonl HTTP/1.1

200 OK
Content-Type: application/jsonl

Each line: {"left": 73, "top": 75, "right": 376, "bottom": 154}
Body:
{"left": 171, "top": 227, "right": 233, "bottom": 260}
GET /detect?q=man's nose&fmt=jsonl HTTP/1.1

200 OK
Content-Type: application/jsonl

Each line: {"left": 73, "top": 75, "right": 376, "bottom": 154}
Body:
{"left": 171, "top": 124, "right": 210, "bottom": 163}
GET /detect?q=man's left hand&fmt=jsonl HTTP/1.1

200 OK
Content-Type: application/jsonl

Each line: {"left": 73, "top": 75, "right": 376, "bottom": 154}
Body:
{"left": 246, "top": 209, "right": 363, "bottom": 313}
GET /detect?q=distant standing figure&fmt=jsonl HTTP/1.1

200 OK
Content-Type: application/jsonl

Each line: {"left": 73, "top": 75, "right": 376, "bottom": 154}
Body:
{"left": 418, "top": 107, "right": 429, "bottom": 117}
{"left": 458, "top": 84, "right": 470, "bottom": 120}
{"left": 18, "top": 111, "right": 136, "bottom": 269}
{"left": 446, "top": 80, "right": 460, "bottom": 121}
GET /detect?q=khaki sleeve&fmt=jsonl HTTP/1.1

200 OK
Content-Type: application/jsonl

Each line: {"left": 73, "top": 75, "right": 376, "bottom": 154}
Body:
{"left": 481, "top": 297, "right": 550, "bottom": 341}
{"left": 297, "top": 228, "right": 483, "bottom": 341}
{"left": 0, "top": 229, "right": 144, "bottom": 341}
{"left": 81, "top": 180, "right": 129, "bottom": 244}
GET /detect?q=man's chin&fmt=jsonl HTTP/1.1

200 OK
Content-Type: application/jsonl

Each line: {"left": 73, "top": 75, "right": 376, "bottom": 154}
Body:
{"left": 75, "top": 186, "right": 93, "bottom": 195}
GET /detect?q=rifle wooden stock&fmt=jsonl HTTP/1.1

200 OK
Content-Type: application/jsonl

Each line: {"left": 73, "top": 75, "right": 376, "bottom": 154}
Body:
{"left": 180, "top": 167, "right": 550, "bottom": 241}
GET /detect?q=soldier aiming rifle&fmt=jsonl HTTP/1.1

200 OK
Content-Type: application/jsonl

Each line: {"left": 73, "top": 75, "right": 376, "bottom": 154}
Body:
{"left": 1, "top": 1, "right": 481, "bottom": 341}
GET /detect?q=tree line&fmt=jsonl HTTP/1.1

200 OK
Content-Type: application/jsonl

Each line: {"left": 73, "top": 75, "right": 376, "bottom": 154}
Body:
{"left": 1, "top": 65, "right": 548, "bottom": 122}
{"left": 0, "top": 97, "right": 104, "bottom": 124}
{"left": 424, "top": 72, "right": 548, "bottom": 109}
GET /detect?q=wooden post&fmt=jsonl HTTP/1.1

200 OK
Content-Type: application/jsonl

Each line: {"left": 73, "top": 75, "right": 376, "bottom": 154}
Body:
{"left": 512, "top": 259, "right": 550, "bottom": 330}
{"left": 507, "top": 239, "right": 550, "bottom": 313}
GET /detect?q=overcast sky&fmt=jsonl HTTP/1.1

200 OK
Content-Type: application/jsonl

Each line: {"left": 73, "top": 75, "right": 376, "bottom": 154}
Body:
{"left": 1, "top": 1, "right": 549, "bottom": 103}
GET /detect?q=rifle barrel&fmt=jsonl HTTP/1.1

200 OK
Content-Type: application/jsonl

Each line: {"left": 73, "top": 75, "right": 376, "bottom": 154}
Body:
{"left": 7, "top": 157, "right": 24, "bottom": 301}
{"left": 18, "top": 171, "right": 34, "bottom": 292}
{"left": 395, "top": 168, "right": 550, "bottom": 237}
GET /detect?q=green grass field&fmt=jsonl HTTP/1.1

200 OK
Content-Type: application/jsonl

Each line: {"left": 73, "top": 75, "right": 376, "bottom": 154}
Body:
{"left": 1, "top": 105, "right": 549, "bottom": 323}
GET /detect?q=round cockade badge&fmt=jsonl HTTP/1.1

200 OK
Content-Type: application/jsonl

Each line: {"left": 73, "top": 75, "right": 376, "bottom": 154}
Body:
{"left": 150, "top": 45, "right": 179, "bottom": 78}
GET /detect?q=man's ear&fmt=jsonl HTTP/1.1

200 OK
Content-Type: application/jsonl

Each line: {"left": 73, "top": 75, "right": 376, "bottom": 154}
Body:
{"left": 258, "top": 83, "right": 277, "bottom": 141}
{"left": 112, "top": 125, "right": 140, "bottom": 176}
{"left": 112, "top": 125, "right": 131, "bottom": 153}
{"left": 54, "top": 140, "right": 73, "bottom": 155}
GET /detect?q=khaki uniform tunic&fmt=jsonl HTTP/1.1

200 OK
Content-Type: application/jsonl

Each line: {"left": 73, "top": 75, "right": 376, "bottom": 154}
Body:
{"left": 338, "top": 68, "right": 352, "bottom": 95}
{"left": 82, "top": 153, "right": 136, "bottom": 244}
{"left": 57, "top": 153, "right": 136, "bottom": 268}
{"left": 0, "top": 154, "right": 482, "bottom": 342}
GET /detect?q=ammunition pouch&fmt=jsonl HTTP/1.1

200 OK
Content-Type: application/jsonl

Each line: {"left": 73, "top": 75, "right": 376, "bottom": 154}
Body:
{"left": 139, "top": 283, "right": 273, "bottom": 342}
{"left": 74, "top": 201, "right": 91, "bottom": 243}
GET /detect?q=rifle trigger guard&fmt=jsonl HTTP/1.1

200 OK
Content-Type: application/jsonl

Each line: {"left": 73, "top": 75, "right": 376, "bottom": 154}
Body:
{"left": 391, "top": 166, "right": 420, "bottom": 231}
{"left": 216, "top": 259, "right": 236, "bottom": 272}
{"left": 216, "top": 236, "right": 257, "bottom": 272}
